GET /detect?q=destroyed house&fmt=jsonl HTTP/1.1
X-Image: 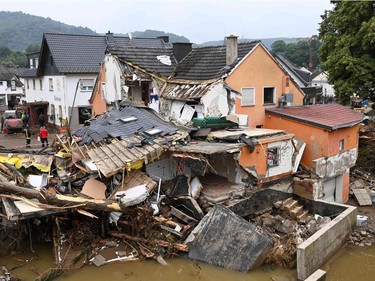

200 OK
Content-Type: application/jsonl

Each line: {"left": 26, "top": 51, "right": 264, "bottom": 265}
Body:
{"left": 20, "top": 32, "right": 171, "bottom": 129}
{"left": 89, "top": 44, "right": 185, "bottom": 116}
{"left": 72, "top": 104, "right": 187, "bottom": 177}
{"left": 265, "top": 104, "right": 363, "bottom": 203}
{"left": 160, "top": 35, "right": 305, "bottom": 128}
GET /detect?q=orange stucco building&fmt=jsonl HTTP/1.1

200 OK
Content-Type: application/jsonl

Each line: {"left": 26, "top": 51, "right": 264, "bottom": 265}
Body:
{"left": 265, "top": 104, "right": 363, "bottom": 203}
{"left": 225, "top": 44, "right": 305, "bottom": 128}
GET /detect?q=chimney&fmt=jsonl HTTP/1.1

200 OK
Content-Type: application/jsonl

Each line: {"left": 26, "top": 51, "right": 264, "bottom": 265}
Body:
{"left": 226, "top": 35, "right": 238, "bottom": 65}
{"left": 106, "top": 31, "right": 115, "bottom": 45}
{"left": 173, "top": 42, "right": 193, "bottom": 62}
{"left": 157, "top": 36, "right": 169, "bottom": 43}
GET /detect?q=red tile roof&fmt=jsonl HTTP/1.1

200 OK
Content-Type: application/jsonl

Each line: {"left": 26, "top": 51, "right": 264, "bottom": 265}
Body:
{"left": 266, "top": 104, "right": 363, "bottom": 130}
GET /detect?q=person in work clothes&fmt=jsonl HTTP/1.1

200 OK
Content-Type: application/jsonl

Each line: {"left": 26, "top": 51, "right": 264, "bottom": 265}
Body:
{"left": 39, "top": 126, "right": 48, "bottom": 147}
{"left": 25, "top": 125, "right": 31, "bottom": 148}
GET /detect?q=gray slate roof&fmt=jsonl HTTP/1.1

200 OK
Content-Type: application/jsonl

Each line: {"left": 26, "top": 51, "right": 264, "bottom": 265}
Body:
{"left": 73, "top": 105, "right": 178, "bottom": 145}
{"left": 171, "top": 41, "right": 259, "bottom": 81}
{"left": 42, "top": 33, "right": 171, "bottom": 74}
{"left": 0, "top": 66, "right": 24, "bottom": 86}
{"left": 108, "top": 46, "right": 177, "bottom": 78}
{"left": 274, "top": 53, "right": 310, "bottom": 86}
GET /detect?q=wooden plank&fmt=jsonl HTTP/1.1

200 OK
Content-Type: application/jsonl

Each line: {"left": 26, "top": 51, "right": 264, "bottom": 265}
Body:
{"left": 170, "top": 206, "right": 198, "bottom": 224}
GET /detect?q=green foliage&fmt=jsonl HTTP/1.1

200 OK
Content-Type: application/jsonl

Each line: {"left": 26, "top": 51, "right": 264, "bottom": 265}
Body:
{"left": 0, "top": 11, "right": 96, "bottom": 51}
{"left": 271, "top": 37, "right": 321, "bottom": 70}
{"left": 270, "top": 40, "right": 287, "bottom": 54}
{"left": 25, "top": 43, "right": 41, "bottom": 54}
{"left": 319, "top": 1, "right": 375, "bottom": 104}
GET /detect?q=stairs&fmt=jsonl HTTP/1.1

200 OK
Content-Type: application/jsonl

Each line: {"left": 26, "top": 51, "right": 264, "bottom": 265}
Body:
{"left": 279, "top": 197, "right": 312, "bottom": 224}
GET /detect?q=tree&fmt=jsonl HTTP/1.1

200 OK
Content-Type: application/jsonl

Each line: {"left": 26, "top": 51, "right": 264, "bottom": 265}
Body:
{"left": 270, "top": 40, "right": 287, "bottom": 55}
{"left": 25, "top": 43, "right": 41, "bottom": 54}
{"left": 319, "top": 1, "right": 375, "bottom": 104}
{"left": 271, "top": 38, "right": 321, "bottom": 70}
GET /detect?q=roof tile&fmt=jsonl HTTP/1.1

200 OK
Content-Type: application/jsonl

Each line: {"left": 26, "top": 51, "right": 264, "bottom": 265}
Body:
{"left": 266, "top": 104, "right": 363, "bottom": 130}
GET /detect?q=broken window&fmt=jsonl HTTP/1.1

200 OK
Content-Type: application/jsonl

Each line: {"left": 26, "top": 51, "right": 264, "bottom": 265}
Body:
{"left": 263, "top": 87, "right": 275, "bottom": 104}
{"left": 241, "top": 87, "right": 255, "bottom": 106}
{"left": 267, "top": 147, "right": 280, "bottom": 166}
{"left": 79, "top": 107, "right": 92, "bottom": 124}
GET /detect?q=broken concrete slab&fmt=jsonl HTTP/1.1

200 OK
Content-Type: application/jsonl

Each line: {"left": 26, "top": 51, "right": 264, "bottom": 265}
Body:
{"left": 352, "top": 188, "right": 373, "bottom": 206}
{"left": 229, "top": 189, "right": 292, "bottom": 217}
{"left": 185, "top": 204, "right": 273, "bottom": 272}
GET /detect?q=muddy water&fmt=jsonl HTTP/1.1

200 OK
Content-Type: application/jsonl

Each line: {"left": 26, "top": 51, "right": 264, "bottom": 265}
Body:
{"left": 1, "top": 243, "right": 374, "bottom": 281}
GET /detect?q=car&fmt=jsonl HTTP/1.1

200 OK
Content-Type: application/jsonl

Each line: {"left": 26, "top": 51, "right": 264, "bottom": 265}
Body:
{"left": 2, "top": 110, "right": 24, "bottom": 134}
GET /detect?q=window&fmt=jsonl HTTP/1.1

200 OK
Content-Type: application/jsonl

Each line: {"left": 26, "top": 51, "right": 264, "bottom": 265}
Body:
{"left": 339, "top": 139, "right": 345, "bottom": 152}
{"left": 32, "top": 79, "right": 36, "bottom": 90}
{"left": 0, "top": 81, "right": 3, "bottom": 86}
{"left": 26, "top": 79, "right": 29, "bottom": 89}
{"left": 39, "top": 79, "right": 43, "bottom": 90}
{"left": 35, "top": 58, "right": 39, "bottom": 68}
{"left": 267, "top": 147, "right": 280, "bottom": 166}
{"left": 0, "top": 95, "right": 5, "bottom": 106}
{"left": 50, "top": 104, "right": 55, "bottom": 123}
{"left": 29, "top": 58, "right": 34, "bottom": 68}
{"left": 49, "top": 78, "right": 53, "bottom": 91}
{"left": 80, "top": 79, "right": 95, "bottom": 91}
{"left": 241, "top": 87, "right": 255, "bottom": 106}
{"left": 11, "top": 80, "right": 16, "bottom": 91}
{"left": 263, "top": 87, "right": 275, "bottom": 104}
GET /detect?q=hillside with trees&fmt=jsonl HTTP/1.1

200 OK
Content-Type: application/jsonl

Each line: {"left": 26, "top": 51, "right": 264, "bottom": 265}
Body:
{"left": 0, "top": 11, "right": 96, "bottom": 51}
{"left": 0, "top": 11, "right": 320, "bottom": 71}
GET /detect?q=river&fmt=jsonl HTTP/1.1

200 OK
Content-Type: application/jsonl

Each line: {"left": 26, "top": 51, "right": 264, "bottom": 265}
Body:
{"left": 1, "top": 242, "right": 374, "bottom": 281}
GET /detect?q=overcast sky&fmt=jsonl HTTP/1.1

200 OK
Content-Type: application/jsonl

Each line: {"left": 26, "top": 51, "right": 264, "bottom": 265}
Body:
{"left": 2, "top": 0, "right": 333, "bottom": 44}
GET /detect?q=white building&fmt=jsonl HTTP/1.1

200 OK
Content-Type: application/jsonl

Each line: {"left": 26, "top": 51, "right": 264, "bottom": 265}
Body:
{"left": 21, "top": 32, "right": 170, "bottom": 129}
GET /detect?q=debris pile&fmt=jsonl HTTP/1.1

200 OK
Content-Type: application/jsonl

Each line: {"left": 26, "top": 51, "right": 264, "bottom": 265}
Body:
{"left": 0, "top": 105, "right": 347, "bottom": 278}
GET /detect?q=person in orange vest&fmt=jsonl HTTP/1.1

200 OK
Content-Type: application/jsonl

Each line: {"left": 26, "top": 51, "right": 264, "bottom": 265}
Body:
{"left": 39, "top": 126, "right": 49, "bottom": 147}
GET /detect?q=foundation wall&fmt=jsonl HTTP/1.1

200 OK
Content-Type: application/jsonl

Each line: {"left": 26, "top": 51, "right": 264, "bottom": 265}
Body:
{"left": 296, "top": 202, "right": 357, "bottom": 280}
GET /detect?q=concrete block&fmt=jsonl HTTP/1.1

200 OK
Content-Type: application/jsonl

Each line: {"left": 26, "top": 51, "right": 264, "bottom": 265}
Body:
{"left": 185, "top": 204, "right": 273, "bottom": 272}
{"left": 297, "top": 202, "right": 357, "bottom": 280}
{"left": 304, "top": 269, "right": 326, "bottom": 281}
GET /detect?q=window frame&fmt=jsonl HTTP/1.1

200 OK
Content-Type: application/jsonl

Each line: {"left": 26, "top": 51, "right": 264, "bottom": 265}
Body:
{"left": 48, "top": 78, "right": 53, "bottom": 91}
{"left": 241, "top": 87, "right": 255, "bottom": 106}
{"left": 80, "top": 79, "right": 95, "bottom": 92}
{"left": 339, "top": 139, "right": 345, "bottom": 152}
{"left": 267, "top": 147, "right": 280, "bottom": 167}
{"left": 263, "top": 86, "right": 276, "bottom": 105}
{"left": 10, "top": 80, "right": 16, "bottom": 91}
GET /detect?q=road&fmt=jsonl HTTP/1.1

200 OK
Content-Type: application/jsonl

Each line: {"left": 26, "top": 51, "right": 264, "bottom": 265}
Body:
{"left": 0, "top": 128, "right": 58, "bottom": 150}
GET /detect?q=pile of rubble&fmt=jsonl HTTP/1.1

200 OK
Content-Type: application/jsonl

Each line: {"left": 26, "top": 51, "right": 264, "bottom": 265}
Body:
{"left": 348, "top": 227, "right": 375, "bottom": 247}
{"left": 0, "top": 105, "right": 347, "bottom": 279}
